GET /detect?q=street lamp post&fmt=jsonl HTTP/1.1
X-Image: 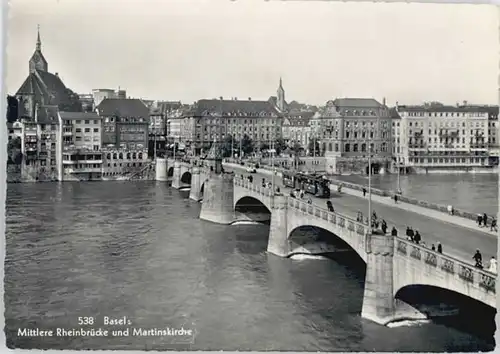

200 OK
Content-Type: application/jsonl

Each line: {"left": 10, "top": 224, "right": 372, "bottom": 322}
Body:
{"left": 396, "top": 159, "right": 401, "bottom": 194}
{"left": 368, "top": 142, "right": 372, "bottom": 230}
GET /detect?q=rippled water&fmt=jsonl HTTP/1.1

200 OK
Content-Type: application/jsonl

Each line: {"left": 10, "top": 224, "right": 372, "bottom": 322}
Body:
{"left": 4, "top": 181, "right": 495, "bottom": 351}
{"left": 336, "top": 173, "right": 498, "bottom": 215}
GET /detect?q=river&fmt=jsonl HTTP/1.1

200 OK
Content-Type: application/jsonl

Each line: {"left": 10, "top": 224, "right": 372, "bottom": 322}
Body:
{"left": 336, "top": 173, "right": 498, "bottom": 216}
{"left": 4, "top": 181, "right": 495, "bottom": 351}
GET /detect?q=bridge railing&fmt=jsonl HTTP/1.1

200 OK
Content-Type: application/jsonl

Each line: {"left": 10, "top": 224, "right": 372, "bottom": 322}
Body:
{"left": 287, "top": 198, "right": 368, "bottom": 236}
{"left": 234, "top": 177, "right": 368, "bottom": 236}
{"left": 234, "top": 176, "right": 273, "bottom": 197}
{"left": 395, "top": 237, "right": 496, "bottom": 294}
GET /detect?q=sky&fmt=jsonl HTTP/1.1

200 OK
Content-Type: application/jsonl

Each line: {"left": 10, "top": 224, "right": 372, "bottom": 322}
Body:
{"left": 6, "top": 0, "right": 499, "bottom": 106}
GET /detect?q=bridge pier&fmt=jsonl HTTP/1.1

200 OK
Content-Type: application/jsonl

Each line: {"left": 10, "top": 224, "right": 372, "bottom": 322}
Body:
{"left": 171, "top": 161, "right": 181, "bottom": 189}
{"left": 267, "top": 195, "right": 290, "bottom": 257}
{"left": 199, "top": 173, "right": 235, "bottom": 224}
{"left": 155, "top": 158, "right": 168, "bottom": 181}
{"left": 189, "top": 167, "right": 202, "bottom": 201}
{"left": 361, "top": 232, "right": 397, "bottom": 324}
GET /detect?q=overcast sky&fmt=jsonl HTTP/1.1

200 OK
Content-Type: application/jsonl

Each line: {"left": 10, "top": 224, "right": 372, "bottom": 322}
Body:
{"left": 6, "top": 0, "right": 498, "bottom": 106}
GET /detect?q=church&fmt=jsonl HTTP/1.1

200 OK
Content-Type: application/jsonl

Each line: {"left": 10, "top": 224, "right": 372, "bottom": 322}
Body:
{"left": 15, "top": 26, "right": 82, "bottom": 119}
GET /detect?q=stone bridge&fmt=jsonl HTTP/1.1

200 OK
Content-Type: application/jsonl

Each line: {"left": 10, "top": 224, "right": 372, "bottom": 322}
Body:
{"left": 159, "top": 159, "right": 497, "bottom": 326}
{"left": 155, "top": 158, "right": 211, "bottom": 202}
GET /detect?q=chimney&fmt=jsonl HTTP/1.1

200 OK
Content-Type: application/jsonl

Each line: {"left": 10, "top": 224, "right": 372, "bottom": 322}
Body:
{"left": 248, "top": 97, "right": 252, "bottom": 101}
{"left": 463, "top": 100, "right": 468, "bottom": 106}
{"left": 234, "top": 97, "right": 238, "bottom": 101}
{"left": 219, "top": 96, "right": 223, "bottom": 100}
{"left": 55, "top": 72, "right": 59, "bottom": 77}
{"left": 382, "top": 97, "right": 386, "bottom": 106}
{"left": 395, "top": 101, "right": 399, "bottom": 108}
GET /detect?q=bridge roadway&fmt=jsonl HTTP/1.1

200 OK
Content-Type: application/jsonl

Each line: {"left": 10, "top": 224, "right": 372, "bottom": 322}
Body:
{"left": 223, "top": 164, "right": 498, "bottom": 266}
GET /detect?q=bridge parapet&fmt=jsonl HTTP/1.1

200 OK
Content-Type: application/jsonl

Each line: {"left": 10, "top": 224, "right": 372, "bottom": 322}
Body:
{"left": 234, "top": 176, "right": 273, "bottom": 197}
{"left": 395, "top": 238, "right": 496, "bottom": 308}
{"left": 287, "top": 198, "right": 369, "bottom": 237}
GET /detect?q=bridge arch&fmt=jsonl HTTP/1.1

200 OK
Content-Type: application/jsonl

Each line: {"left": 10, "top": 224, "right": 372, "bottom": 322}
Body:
{"left": 395, "top": 284, "right": 496, "bottom": 340}
{"left": 234, "top": 196, "right": 272, "bottom": 223}
{"left": 181, "top": 171, "right": 192, "bottom": 184}
{"left": 167, "top": 167, "right": 174, "bottom": 177}
{"left": 288, "top": 225, "right": 366, "bottom": 262}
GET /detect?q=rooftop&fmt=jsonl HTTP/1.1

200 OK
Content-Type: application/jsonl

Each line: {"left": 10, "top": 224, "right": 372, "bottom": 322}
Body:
{"left": 189, "top": 98, "right": 281, "bottom": 117}
{"left": 59, "top": 111, "right": 101, "bottom": 120}
{"left": 96, "top": 98, "right": 149, "bottom": 118}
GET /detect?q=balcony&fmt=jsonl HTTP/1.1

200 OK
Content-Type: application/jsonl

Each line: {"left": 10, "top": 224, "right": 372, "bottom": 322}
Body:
{"left": 63, "top": 131, "right": 73, "bottom": 136}
{"left": 25, "top": 129, "right": 37, "bottom": 136}
{"left": 470, "top": 144, "right": 488, "bottom": 149}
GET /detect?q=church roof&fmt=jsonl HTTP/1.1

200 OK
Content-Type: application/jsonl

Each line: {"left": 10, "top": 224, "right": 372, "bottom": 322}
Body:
{"left": 16, "top": 70, "right": 79, "bottom": 111}
{"left": 190, "top": 99, "right": 282, "bottom": 117}
{"left": 96, "top": 98, "right": 149, "bottom": 118}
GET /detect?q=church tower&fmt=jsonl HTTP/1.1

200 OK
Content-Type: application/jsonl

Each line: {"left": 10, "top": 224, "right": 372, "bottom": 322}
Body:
{"left": 29, "top": 25, "right": 48, "bottom": 73}
{"left": 276, "top": 77, "right": 285, "bottom": 112}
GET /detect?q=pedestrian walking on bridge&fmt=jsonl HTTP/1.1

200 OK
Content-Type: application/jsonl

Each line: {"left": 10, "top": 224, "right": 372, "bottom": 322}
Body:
{"left": 362, "top": 187, "right": 367, "bottom": 197}
{"left": 477, "top": 214, "right": 483, "bottom": 227}
{"left": 413, "top": 230, "right": 421, "bottom": 245}
{"left": 483, "top": 213, "right": 488, "bottom": 228}
{"left": 437, "top": 242, "right": 442, "bottom": 254}
{"left": 391, "top": 226, "right": 397, "bottom": 236}
{"left": 473, "top": 249, "right": 483, "bottom": 269}
{"left": 491, "top": 218, "right": 497, "bottom": 232}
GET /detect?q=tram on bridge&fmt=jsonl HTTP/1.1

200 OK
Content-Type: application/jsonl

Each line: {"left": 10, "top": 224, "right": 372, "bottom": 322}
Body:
{"left": 282, "top": 171, "right": 331, "bottom": 198}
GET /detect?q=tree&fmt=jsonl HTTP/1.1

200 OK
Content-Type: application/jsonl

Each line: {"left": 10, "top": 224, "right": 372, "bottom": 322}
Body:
{"left": 308, "top": 139, "right": 320, "bottom": 156}
{"left": 221, "top": 134, "right": 234, "bottom": 158}
{"left": 274, "top": 137, "right": 287, "bottom": 156}
{"left": 292, "top": 141, "right": 302, "bottom": 155}
{"left": 240, "top": 134, "right": 254, "bottom": 155}
{"left": 7, "top": 136, "right": 22, "bottom": 164}
{"left": 259, "top": 142, "right": 269, "bottom": 152}
{"left": 6, "top": 96, "right": 19, "bottom": 123}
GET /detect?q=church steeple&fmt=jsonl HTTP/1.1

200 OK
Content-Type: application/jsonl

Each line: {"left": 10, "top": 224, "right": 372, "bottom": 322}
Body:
{"left": 29, "top": 24, "right": 48, "bottom": 73}
{"left": 36, "top": 24, "right": 42, "bottom": 51}
{"left": 277, "top": 76, "right": 285, "bottom": 112}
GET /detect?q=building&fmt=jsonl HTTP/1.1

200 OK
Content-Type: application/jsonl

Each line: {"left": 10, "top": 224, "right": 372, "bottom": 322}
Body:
{"left": 96, "top": 98, "right": 149, "bottom": 150}
{"left": 15, "top": 27, "right": 82, "bottom": 116}
{"left": 181, "top": 97, "right": 283, "bottom": 155}
{"left": 58, "top": 112, "right": 102, "bottom": 151}
{"left": 148, "top": 101, "right": 184, "bottom": 157}
{"left": 486, "top": 106, "right": 499, "bottom": 166}
{"left": 101, "top": 149, "right": 149, "bottom": 178}
{"left": 310, "top": 98, "right": 393, "bottom": 175}
{"left": 10, "top": 27, "right": 85, "bottom": 181}
{"left": 92, "top": 88, "right": 127, "bottom": 108}
{"left": 56, "top": 112, "right": 103, "bottom": 181}
{"left": 282, "top": 111, "right": 315, "bottom": 149}
{"left": 78, "top": 93, "right": 94, "bottom": 112}
{"left": 394, "top": 103, "right": 494, "bottom": 172}
{"left": 18, "top": 105, "right": 61, "bottom": 181}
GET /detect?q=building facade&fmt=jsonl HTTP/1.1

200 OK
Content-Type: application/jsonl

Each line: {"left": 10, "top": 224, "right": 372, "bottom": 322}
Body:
{"left": 57, "top": 112, "right": 103, "bottom": 181}
{"left": 394, "top": 104, "right": 495, "bottom": 172}
{"left": 310, "top": 98, "right": 393, "bottom": 174}
{"left": 281, "top": 111, "right": 315, "bottom": 149}
{"left": 96, "top": 98, "right": 149, "bottom": 150}
{"left": 181, "top": 98, "right": 283, "bottom": 155}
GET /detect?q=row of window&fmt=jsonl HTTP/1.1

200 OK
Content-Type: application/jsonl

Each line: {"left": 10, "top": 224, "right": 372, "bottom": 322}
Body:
{"left": 105, "top": 152, "right": 144, "bottom": 160}
{"left": 74, "top": 119, "right": 100, "bottom": 125}
{"left": 106, "top": 162, "right": 143, "bottom": 168}
{"left": 75, "top": 127, "right": 99, "bottom": 133}
{"left": 403, "top": 112, "right": 486, "bottom": 118}
{"left": 408, "top": 157, "right": 486, "bottom": 164}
